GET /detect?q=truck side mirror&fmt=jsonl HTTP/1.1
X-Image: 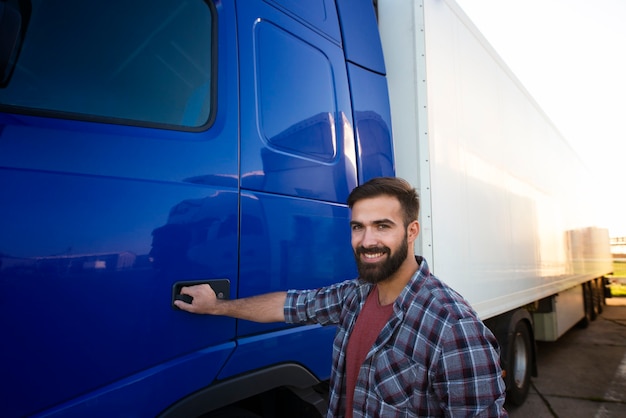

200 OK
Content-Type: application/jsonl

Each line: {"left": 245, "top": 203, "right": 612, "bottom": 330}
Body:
{"left": 0, "top": 1, "right": 26, "bottom": 87}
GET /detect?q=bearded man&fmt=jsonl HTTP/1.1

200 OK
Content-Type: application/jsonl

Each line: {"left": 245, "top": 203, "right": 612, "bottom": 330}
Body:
{"left": 175, "top": 177, "right": 507, "bottom": 417}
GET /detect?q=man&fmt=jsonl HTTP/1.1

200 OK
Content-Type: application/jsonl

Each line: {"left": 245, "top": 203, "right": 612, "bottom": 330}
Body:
{"left": 175, "top": 177, "right": 508, "bottom": 417}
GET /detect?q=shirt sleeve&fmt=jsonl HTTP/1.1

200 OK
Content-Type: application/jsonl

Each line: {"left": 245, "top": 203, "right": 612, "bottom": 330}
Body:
{"left": 284, "top": 279, "right": 359, "bottom": 326}
{"left": 433, "top": 318, "right": 508, "bottom": 417}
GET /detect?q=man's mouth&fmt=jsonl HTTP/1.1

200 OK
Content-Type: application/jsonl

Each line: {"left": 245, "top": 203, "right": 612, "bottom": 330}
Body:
{"left": 357, "top": 247, "right": 389, "bottom": 263}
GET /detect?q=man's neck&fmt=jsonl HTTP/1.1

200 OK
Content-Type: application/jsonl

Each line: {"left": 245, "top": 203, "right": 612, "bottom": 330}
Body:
{"left": 376, "top": 256, "right": 419, "bottom": 306}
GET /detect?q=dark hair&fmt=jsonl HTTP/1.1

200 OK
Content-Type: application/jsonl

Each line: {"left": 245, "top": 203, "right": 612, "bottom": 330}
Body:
{"left": 347, "top": 177, "right": 419, "bottom": 226}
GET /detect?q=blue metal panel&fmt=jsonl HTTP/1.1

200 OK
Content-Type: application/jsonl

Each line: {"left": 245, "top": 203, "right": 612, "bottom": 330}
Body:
{"left": 0, "top": 172, "right": 238, "bottom": 418}
{"left": 238, "top": 0, "right": 357, "bottom": 203}
{"left": 0, "top": 115, "right": 239, "bottom": 186}
{"left": 238, "top": 191, "right": 357, "bottom": 337}
{"left": 335, "top": 0, "right": 386, "bottom": 74}
{"left": 219, "top": 325, "right": 336, "bottom": 381}
{"left": 30, "top": 344, "right": 235, "bottom": 418}
{"left": 347, "top": 63, "right": 395, "bottom": 182}
{"left": 263, "top": 0, "right": 341, "bottom": 43}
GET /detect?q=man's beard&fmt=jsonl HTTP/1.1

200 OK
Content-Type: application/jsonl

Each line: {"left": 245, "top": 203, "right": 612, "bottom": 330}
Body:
{"left": 354, "top": 235, "right": 409, "bottom": 284}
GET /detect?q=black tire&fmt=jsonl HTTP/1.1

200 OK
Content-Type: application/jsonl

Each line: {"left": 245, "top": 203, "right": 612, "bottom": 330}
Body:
{"left": 591, "top": 280, "right": 601, "bottom": 318}
{"left": 595, "top": 279, "right": 604, "bottom": 314}
{"left": 578, "top": 282, "right": 594, "bottom": 328}
{"left": 585, "top": 281, "right": 598, "bottom": 320}
{"left": 506, "top": 321, "right": 532, "bottom": 406}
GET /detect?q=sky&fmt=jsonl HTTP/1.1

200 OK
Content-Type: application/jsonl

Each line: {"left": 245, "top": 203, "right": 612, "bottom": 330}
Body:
{"left": 455, "top": 0, "right": 626, "bottom": 237}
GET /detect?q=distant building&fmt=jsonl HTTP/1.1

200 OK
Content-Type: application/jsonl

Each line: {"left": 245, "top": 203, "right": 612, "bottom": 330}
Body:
{"left": 610, "top": 236, "right": 626, "bottom": 258}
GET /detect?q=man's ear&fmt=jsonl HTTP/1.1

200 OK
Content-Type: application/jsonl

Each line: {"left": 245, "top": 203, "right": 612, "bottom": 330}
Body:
{"left": 407, "top": 220, "right": 420, "bottom": 243}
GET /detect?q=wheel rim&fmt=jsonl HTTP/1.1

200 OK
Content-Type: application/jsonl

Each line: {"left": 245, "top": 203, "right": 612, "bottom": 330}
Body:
{"left": 513, "top": 331, "right": 528, "bottom": 388}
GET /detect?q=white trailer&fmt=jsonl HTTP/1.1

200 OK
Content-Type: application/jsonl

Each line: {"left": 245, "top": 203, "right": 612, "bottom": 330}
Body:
{"left": 379, "top": 0, "right": 613, "bottom": 405}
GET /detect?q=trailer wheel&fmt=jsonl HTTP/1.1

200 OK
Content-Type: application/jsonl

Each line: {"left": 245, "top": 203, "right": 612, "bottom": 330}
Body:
{"left": 507, "top": 321, "right": 532, "bottom": 406}
{"left": 592, "top": 280, "right": 601, "bottom": 318}
{"left": 594, "top": 279, "right": 604, "bottom": 314}
{"left": 581, "top": 281, "right": 597, "bottom": 325}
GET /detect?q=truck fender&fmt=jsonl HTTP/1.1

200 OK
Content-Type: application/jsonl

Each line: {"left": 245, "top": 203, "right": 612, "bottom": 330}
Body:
{"left": 157, "top": 363, "right": 327, "bottom": 417}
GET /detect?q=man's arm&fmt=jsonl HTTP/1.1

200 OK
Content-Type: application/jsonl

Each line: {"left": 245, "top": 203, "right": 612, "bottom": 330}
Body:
{"left": 436, "top": 318, "right": 508, "bottom": 416}
{"left": 174, "top": 284, "right": 287, "bottom": 323}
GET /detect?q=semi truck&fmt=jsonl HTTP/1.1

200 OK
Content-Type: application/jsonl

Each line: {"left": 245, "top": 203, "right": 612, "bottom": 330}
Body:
{"left": 0, "top": 0, "right": 612, "bottom": 416}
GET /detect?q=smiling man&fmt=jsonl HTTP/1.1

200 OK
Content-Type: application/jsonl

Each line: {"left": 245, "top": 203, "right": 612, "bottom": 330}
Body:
{"left": 175, "top": 177, "right": 507, "bottom": 417}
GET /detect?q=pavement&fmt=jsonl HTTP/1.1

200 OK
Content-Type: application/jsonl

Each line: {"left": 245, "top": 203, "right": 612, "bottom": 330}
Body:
{"left": 508, "top": 297, "right": 626, "bottom": 417}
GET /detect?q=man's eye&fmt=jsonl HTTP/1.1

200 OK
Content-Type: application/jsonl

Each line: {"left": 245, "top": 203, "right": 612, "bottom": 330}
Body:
{"left": 351, "top": 225, "right": 362, "bottom": 231}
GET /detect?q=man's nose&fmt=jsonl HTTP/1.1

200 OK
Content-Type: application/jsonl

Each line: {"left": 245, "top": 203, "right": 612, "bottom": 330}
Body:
{"left": 360, "top": 227, "right": 379, "bottom": 247}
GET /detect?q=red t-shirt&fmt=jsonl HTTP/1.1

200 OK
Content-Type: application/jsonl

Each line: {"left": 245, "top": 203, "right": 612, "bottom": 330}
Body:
{"left": 344, "top": 286, "right": 394, "bottom": 417}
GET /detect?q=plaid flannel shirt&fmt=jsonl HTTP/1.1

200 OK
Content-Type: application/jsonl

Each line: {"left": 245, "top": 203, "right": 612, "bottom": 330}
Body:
{"left": 284, "top": 256, "right": 508, "bottom": 417}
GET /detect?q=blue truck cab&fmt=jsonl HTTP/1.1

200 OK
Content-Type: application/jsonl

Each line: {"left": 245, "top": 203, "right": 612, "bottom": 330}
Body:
{"left": 0, "top": 0, "right": 393, "bottom": 416}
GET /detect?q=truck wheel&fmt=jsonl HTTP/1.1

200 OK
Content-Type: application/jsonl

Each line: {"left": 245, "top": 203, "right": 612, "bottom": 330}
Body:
{"left": 507, "top": 321, "right": 532, "bottom": 406}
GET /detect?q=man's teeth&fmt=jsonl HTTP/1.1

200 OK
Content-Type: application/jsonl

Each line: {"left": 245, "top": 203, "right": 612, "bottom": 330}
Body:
{"left": 364, "top": 252, "right": 383, "bottom": 259}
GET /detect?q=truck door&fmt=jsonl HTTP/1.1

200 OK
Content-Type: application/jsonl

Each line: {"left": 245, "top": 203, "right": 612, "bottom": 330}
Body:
{"left": 0, "top": 1, "right": 240, "bottom": 417}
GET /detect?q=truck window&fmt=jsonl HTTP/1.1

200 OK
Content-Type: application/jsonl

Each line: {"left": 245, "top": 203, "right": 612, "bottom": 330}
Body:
{"left": 0, "top": 0, "right": 215, "bottom": 129}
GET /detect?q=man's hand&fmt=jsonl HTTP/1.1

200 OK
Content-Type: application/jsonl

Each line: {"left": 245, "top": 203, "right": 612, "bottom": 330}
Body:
{"left": 174, "top": 284, "right": 219, "bottom": 314}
